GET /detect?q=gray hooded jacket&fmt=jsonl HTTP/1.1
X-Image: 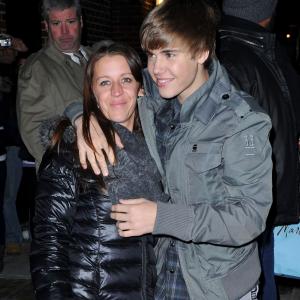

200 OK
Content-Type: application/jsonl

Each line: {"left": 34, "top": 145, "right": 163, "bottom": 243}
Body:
{"left": 138, "top": 59, "right": 272, "bottom": 300}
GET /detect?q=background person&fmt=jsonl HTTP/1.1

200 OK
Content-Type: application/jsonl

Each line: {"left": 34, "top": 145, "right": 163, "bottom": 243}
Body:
{"left": 218, "top": 0, "right": 300, "bottom": 298}
{"left": 0, "top": 34, "right": 27, "bottom": 267}
{"left": 17, "top": 0, "right": 92, "bottom": 168}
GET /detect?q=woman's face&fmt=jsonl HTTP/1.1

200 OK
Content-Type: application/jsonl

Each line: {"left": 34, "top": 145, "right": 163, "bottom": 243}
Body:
{"left": 92, "top": 54, "right": 141, "bottom": 131}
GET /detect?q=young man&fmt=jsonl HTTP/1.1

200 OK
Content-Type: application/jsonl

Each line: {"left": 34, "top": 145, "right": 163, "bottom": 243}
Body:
{"left": 76, "top": 0, "right": 273, "bottom": 299}
{"left": 17, "top": 0, "right": 91, "bottom": 167}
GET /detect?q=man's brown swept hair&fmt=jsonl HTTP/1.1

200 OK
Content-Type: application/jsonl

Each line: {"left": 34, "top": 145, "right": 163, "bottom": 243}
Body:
{"left": 140, "top": 0, "right": 220, "bottom": 63}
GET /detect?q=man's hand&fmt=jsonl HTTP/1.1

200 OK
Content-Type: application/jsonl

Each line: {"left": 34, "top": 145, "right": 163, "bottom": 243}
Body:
{"left": 75, "top": 115, "right": 122, "bottom": 175}
{"left": 11, "top": 37, "right": 28, "bottom": 52}
{"left": 111, "top": 198, "right": 157, "bottom": 237}
{"left": 0, "top": 36, "right": 27, "bottom": 64}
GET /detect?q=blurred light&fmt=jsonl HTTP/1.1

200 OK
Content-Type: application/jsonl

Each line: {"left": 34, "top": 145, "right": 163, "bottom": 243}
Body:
{"left": 156, "top": 0, "right": 164, "bottom": 5}
{"left": 286, "top": 33, "right": 291, "bottom": 39}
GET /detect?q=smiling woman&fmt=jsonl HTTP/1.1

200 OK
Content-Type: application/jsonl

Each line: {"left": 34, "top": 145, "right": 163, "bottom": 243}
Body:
{"left": 92, "top": 55, "right": 141, "bottom": 131}
{"left": 30, "top": 40, "right": 168, "bottom": 300}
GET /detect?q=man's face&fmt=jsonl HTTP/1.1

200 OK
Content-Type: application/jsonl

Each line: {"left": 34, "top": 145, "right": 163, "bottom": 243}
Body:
{"left": 147, "top": 40, "right": 209, "bottom": 103}
{"left": 46, "top": 7, "right": 82, "bottom": 53}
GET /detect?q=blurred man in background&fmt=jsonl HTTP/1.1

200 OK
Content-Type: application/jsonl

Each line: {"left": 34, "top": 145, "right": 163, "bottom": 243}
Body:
{"left": 218, "top": 0, "right": 300, "bottom": 298}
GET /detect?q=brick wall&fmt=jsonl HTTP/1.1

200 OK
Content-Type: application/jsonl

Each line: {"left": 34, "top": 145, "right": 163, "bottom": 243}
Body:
{"left": 111, "top": 0, "right": 155, "bottom": 52}
{"left": 2, "top": 0, "right": 156, "bottom": 53}
{"left": 0, "top": 0, "right": 6, "bottom": 32}
{"left": 81, "top": 0, "right": 112, "bottom": 45}
{"left": 82, "top": 0, "right": 155, "bottom": 53}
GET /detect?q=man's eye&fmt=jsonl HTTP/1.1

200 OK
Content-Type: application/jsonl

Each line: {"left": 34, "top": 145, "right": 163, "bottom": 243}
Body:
{"left": 147, "top": 53, "right": 156, "bottom": 59}
{"left": 51, "top": 21, "right": 60, "bottom": 26}
{"left": 165, "top": 52, "right": 175, "bottom": 58}
{"left": 67, "top": 19, "right": 78, "bottom": 24}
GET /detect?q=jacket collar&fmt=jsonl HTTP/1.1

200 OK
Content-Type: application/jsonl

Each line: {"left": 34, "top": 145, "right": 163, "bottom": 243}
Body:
{"left": 44, "top": 42, "right": 85, "bottom": 65}
{"left": 219, "top": 15, "right": 276, "bottom": 52}
{"left": 180, "top": 58, "right": 231, "bottom": 124}
{"left": 143, "top": 59, "right": 233, "bottom": 124}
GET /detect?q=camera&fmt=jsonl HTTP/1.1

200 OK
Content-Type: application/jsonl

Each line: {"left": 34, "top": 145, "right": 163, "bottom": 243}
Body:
{"left": 0, "top": 35, "right": 12, "bottom": 48}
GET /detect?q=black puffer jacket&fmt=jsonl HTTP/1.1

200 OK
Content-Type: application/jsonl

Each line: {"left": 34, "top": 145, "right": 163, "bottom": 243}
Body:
{"left": 31, "top": 124, "right": 168, "bottom": 300}
{"left": 218, "top": 15, "right": 300, "bottom": 225}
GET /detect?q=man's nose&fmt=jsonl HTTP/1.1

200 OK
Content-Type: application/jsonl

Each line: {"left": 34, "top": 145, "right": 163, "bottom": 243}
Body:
{"left": 61, "top": 22, "right": 69, "bottom": 34}
{"left": 153, "top": 56, "right": 164, "bottom": 75}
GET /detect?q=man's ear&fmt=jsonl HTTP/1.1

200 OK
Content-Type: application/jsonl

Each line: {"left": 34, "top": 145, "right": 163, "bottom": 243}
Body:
{"left": 44, "top": 21, "right": 49, "bottom": 32}
{"left": 138, "top": 87, "right": 144, "bottom": 97}
{"left": 196, "top": 50, "right": 209, "bottom": 65}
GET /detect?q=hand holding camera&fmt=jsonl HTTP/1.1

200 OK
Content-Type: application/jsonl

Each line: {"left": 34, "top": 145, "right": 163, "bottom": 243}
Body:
{"left": 0, "top": 34, "right": 28, "bottom": 64}
{"left": 0, "top": 34, "right": 28, "bottom": 51}
{"left": 0, "top": 34, "right": 12, "bottom": 47}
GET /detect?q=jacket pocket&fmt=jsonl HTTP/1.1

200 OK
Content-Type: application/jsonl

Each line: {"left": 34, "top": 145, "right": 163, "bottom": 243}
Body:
{"left": 184, "top": 142, "right": 225, "bottom": 203}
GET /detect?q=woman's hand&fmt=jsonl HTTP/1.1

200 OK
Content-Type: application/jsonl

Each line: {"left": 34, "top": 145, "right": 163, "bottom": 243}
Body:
{"left": 75, "top": 115, "right": 122, "bottom": 175}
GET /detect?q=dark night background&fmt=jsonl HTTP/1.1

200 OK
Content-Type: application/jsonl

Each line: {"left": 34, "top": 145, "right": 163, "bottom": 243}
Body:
{"left": 3, "top": 0, "right": 300, "bottom": 72}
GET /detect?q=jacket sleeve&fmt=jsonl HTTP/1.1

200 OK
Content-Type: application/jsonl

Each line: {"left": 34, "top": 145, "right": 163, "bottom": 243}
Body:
{"left": 30, "top": 151, "right": 76, "bottom": 300}
{"left": 16, "top": 57, "right": 83, "bottom": 165}
{"left": 17, "top": 60, "right": 55, "bottom": 164}
{"left": 63, "top": 101, "right": 83, "bottom": 125}
{"left": 153, "top": 112, "right": 273, "bottom": 246}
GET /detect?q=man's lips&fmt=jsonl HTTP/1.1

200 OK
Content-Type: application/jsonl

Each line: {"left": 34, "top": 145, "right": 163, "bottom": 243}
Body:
{"left": 59, "top": 37, "right": 74, "bottom": 43}
{"left": 156, "top": 78, "right": 174, "bottom": 87}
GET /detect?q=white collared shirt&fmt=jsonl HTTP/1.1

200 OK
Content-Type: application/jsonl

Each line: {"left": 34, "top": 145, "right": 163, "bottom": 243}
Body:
{"left": 63, "top": 47, "right": 88, "bottom": 64}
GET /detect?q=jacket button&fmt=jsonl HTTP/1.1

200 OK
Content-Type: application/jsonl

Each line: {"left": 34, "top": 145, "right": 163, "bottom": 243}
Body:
{"left": 170, "top": 241, "right": 176, "bottom": 247}
{"left": 222, "top": 94, "right": 229, "bottom": 100}
{"left": 170, "top": 124, "right": 175, "bottom": 129}
{"left": 169, "top": 269, "right": 175, "bottom": 273}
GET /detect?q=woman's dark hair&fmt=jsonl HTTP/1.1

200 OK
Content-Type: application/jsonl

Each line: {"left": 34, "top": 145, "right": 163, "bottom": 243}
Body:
{"left": 51, "top": 41, "right": 143, "bottom": 186}
{"left": 82, "top": 40, "right": 143, "bottom": 163}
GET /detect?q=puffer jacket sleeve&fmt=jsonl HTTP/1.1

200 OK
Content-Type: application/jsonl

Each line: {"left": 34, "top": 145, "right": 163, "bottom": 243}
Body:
{"left": 30, "top": 148, "right": 77, "bottom": 300}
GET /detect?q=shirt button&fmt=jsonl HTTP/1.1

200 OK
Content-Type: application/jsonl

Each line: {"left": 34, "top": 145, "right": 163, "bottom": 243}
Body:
{"left": 222, "top": 93, "right": 230, "bottom": 100}
{"left": 170, "top": 124, "right": 175, "bottom": 129}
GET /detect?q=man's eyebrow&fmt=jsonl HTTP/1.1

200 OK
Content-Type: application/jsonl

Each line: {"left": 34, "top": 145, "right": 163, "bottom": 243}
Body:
{"left": 49, "top": 17, "right": 78, "bottom": 22}
{"left": 161, "top": 49, "right": 180, "bottom": 53}
{"left": 146, "top": 49, "right": 180, "bottom": 55}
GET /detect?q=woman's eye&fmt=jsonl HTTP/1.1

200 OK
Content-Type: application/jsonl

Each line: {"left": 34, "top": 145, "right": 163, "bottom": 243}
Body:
{"left": 122, "top": 77, "right": 133, "bottom": 84}
{"left": 100, "top": 81, "right": 110, "bottom": 86}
